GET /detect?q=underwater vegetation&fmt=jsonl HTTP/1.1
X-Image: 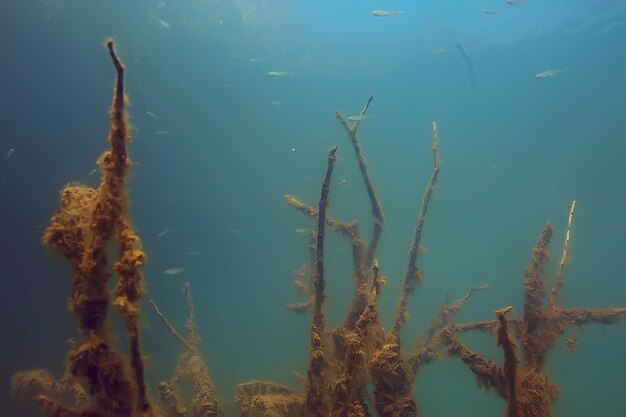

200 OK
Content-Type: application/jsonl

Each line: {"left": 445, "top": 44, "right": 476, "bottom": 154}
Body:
{"left": 11, "top": 40, "right": 160, "bottom": 417}
{"left": 150, "top": 284, "right": 225, "bottom": 417}
{"left": 9, "top": 41, "right": 626, "bottom": 417}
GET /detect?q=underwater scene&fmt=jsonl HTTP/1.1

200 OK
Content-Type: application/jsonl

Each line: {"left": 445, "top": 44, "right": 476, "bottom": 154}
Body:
{"left": 1, "top": 1, "right": 625, "bottom": 417}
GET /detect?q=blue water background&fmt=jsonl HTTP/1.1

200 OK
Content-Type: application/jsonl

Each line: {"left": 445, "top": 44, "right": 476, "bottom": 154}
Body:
{"left": 1, "top": 1, "right": 625, "bottom": 416}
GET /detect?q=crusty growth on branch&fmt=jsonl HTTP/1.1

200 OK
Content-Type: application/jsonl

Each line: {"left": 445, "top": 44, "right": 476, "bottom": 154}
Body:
{"left": 286, "top": 96, "right": 380, "bottom": 356}
{"left": 11, "top": 368, "right": 88, "bottom": 408}
{"left": 336, "top": 95, "right": 384, "bottom": 270}
{"left": 283, "top": 194, "right": 365, "bottom": 273}
{"left": 496, "top": 307, "right": 519, "bottom": 417}
{"left": 444, "top": 204, "right": 626, "bottom": 417}
{"left": 150, "top": 283, "right": 225, "bottom": 417}
{"left": 305, "top": 145, "right": 338, "bottom": 417}
{"left": 333, "top": 96, "right": 382, "bottom": 361}
{"left": 368, "top": 286, "right": 485, "bottom": 417}
{"left": 392, "top": 121, "right": 440, "bottom": 337}
{"left": 283, "top": 112, "right": 463, "bottom": 417}
{"left": 549, "top": 200, "right": 575, "bottom": 308}
{"left": 286, "top": 255, "right": 315, "bottom": 315}
{"left": 407, "top": 285, "right": 488, "bottom": 372}
{"left": 235, "top": 380, "right": 305, "bottom": 417}
{"left": 331, "top": 260, "right": 386, "bottom": 417}
{"left": 12, "top": 39, "right": 159, "bottom": 417}
{"left": 368, "top": 121, "right": 441, "bottom": 417}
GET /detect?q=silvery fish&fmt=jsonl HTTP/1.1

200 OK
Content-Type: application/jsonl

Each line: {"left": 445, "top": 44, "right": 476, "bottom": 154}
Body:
{"left": 348, "top": 114, "right": 372, "bottom": 122}
{"left": 163, "top": 268, "right": 185, "bottom": 275}
{"left": 482, "top": 8, "right": 502, "bottom": 14}
{"left": 146, "top": 110, "right": 160, "bottom": 119}
{"left": 156, "top": 227, "right": 170, "bottom": 238}
{"left": 151, "top": 14, "right": 171, "bottom": 29}
{"left": 372, "top": 10, "right": 405, "bottom": 17}
{"left": 267, "top": 71, "right": 293, "bottom": 77}
{"left": 534, "top": 69, "right": 566, "bottom": 79}
{"left": 294, "top": 228, "right": 312, "bottom": 234}
{"left": 506, "top": 0, "right": 524, "bottom": 5}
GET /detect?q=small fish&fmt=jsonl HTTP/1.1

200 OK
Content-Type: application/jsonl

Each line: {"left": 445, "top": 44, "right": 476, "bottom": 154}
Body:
{"left": 506, "top": 0, "right": 524, "bottom": 4}
{"left": 482, "top": 8, "right": 502, "bottom": 14}
{"left": 155, "top": 130, "right": 171, "bottom": 135}
{"left": 146, "top": 110, "right": 160, "bottom": 120}
{"left": 489, "top": 164, "right": 502, "bottom": 170}
{"left": 267, "top": 71, "right": 293, "bottom": 77}
{"left": 534, "top": 69, "right": 566, "bottom": 79}
{"left": 432, "top": 48, "right": 447, "bottom": 55}
{"left": 4, "top": 148, "right": 14, "bottom": 160}
{"left": 348, "top": 114, "right": 372, "bottom": 122}
{"left": 163, "top": 268, "right": 185, "bottom": 275}
{"left": 270, "top": 101, "right": 284, "bottom": 106}
{"left": 156, "top": 227, "right": 170, "bottom": 238}
{"left": 294, "top": 228, "right": 312, "bottom": 234}
{"left": 248, "top": 57, "right": 264, "bottom": 63}
{"left": 372, "top": 10, "right": 405, "bottom": 17}
{"left": 336, "top": 178, "right": 348, "bottom": 187}
{"left": 88, "top": 168, "right": 98, "bottom": 176}
{"left": 153, "top": 15, "right": 171, "bottom": 29}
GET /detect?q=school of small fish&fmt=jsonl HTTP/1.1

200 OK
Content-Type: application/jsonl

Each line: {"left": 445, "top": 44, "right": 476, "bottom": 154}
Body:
{"left": 136, "top": 1, "right": 567, "bottom": 282}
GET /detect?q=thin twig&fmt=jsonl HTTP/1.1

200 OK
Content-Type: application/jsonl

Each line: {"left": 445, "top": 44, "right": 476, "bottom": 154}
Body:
{"left": 149, "top": 299, "right": 194, "bottom": 352}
